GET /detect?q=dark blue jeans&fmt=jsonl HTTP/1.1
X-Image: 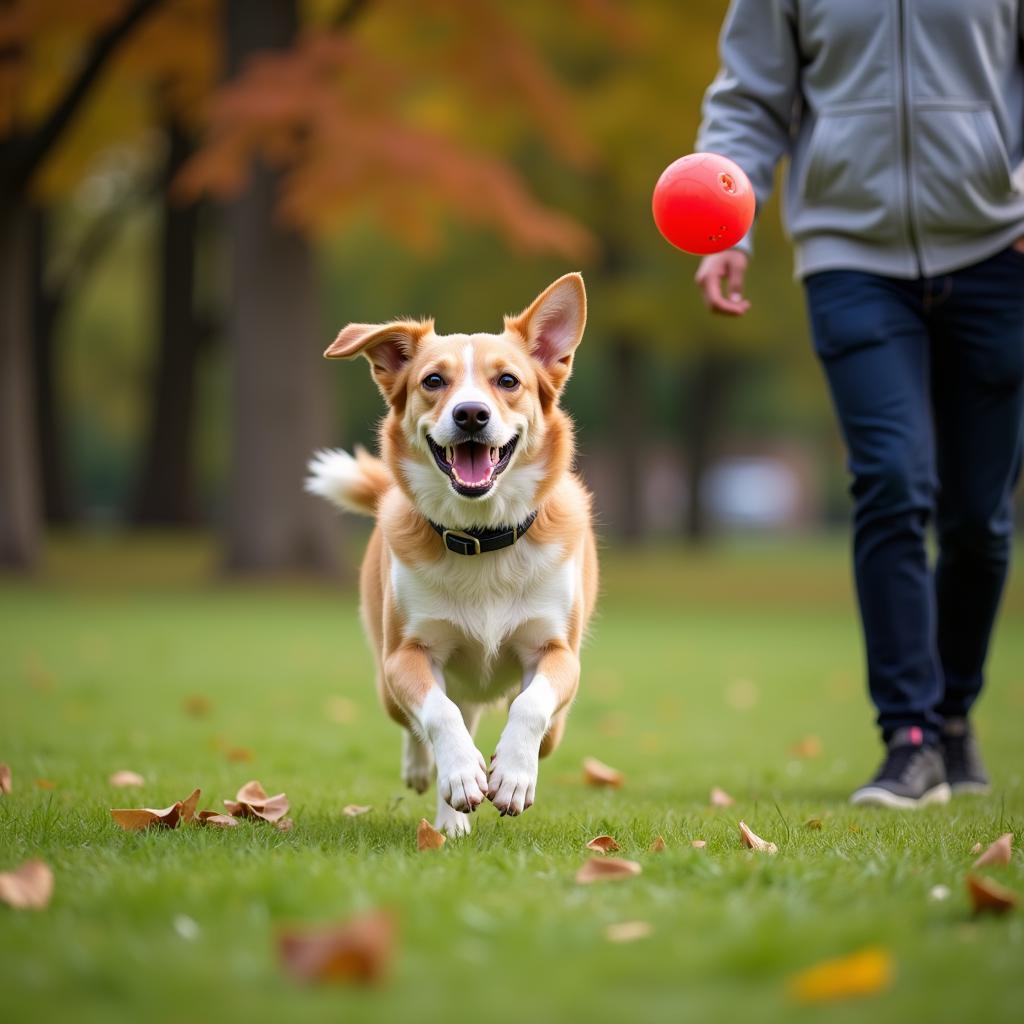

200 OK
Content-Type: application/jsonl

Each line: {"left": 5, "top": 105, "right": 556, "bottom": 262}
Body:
{"left": 805, "top": 246, "right": 1024, "bottom": 743}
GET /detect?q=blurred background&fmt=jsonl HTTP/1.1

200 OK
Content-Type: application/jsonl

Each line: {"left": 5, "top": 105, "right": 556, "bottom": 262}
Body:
{"left": 0, "top": 0, "right": 1012, "bottom": 577}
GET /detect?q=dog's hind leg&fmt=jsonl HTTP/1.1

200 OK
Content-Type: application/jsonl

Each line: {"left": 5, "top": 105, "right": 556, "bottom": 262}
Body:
{"left": 433, "top": 702, "right": 483, "bottom": 837}
{"left": 402, "top": 729, "right": 434, "bottom": 793}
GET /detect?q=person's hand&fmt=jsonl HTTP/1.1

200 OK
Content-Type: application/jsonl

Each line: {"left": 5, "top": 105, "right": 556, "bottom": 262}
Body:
{"left": 1013, "top": 236, "right": 1024, "bottom": 253}
{"left": 694, "top": 250, "right": 751, "bottom": 316}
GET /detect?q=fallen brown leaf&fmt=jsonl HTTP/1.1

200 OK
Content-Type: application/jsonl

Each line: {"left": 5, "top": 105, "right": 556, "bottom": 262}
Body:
{"left": 710, "top": 786, "right": 735, "bottom": 807}
{"left": 226, "top": 747, "right": 254, "bottom": 763}
{"left": 582, "top": 757, "right": 623, "bottom": 788}
{"left": 34, "top": 779, "right": 56, "bottom": 790}
{"left": 586, "top": 835, "right": 620, "bottom": 853}
{"left": 0, "top": 763, "right": 10, "bottom": 795}
{"left": 970, "top": 842, "right": 983, "bottom": 855}
{"left": 110, "top": 788, "right": 201, "bottom": 831}
{"left": 649, "top": 835, "right": 666, "bottom": 853}
{"left": 790, "top": 735, "right": 823, "bottom": 759}
{"left": 691, "top": 839, "right": 707, "bottom": 849}
{"left": 0, "top": 860, "right": 54, "bottom": 910}
{"left": 973, "top": 833, "right": 1013, "bottom": 869}
{"left": 198, "top": 811, "right": 239, "bottom": 828}
{"left": 575, "top": 857, "right": 642, "bottom": 884}
{"left": 604, "top": 920, "right": 652, "bottom": 943}
{"left": 787, "top": 947, "right": 894, "bottom": 1004}
{"left": 183, "top": 694, "right": 212, "bottom": 717}
{"left": 343, "top": 804, "right": 372, "bottom": 817}
{"left": 180, "top": 787, "right": 200, "bottom": 823}
{"left": 108, "top": 770, "right": 145, "bottom": 788}
{"left": 224, "top": 780, "right": 289, "bottom": 823}
{"left": 278, "top": 909, "right": 396, "bottom": 984}
{"left": 966, "top": 874, "right": 1018, "bottom": 915}
{"left": 416, "top": 818, "right": 445, "bottom": 851}
{"left": 738, "top": 820, "right": 778, "bottom": 855}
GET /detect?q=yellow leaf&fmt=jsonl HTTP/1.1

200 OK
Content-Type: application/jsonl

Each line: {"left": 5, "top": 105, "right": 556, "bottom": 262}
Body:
{"left": 787, "top": 948, "right": 894, "bottom": 1004}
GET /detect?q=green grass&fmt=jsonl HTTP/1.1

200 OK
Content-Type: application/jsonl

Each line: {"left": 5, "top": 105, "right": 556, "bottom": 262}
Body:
{"left": 1, "top": 534, "right": 1022, "bottom": 1024}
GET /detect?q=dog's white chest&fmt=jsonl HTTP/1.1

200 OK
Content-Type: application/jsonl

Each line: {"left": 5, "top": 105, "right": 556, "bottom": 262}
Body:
{"left": 390, "top": 540, "right": 576, "bottom": 688}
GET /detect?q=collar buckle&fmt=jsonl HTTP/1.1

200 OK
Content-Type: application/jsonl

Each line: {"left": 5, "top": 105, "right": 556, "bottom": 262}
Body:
{"left": 442, "top": 528, "right": 482, "bottom": 556}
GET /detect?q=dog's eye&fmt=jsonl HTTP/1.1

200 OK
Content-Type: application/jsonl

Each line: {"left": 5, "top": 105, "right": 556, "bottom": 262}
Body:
{"left": 497, "top": 373, "right": 520, "bottom": 391}
{"left": 422, "top": 373, "right": 446, "bottom": 390}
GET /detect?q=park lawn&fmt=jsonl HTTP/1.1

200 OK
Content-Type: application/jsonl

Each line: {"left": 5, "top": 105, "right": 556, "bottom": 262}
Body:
{"left": 1, "top": 535, "right": 1022, "bottom": 1024}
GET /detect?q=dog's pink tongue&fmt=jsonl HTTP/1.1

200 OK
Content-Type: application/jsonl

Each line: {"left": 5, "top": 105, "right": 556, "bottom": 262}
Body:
{"left": 452, "top": 442, "right": 490, "bottom": 485}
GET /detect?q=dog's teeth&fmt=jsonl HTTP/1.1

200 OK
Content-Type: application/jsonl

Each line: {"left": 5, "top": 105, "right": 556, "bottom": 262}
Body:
{"left": 490, "top": 447, "right": 498, "bottom": 464}
{"left": 447, "top": 446, "right": 454, "bottom": 464}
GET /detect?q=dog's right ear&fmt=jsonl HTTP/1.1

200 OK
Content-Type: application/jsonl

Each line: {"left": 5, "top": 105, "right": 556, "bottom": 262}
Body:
{"left": 324, "top": 319, "right": 433, "bottom": 396}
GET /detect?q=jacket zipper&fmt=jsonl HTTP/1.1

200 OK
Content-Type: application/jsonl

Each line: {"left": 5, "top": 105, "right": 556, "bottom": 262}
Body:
{"left": 897, "top": 0, "right": 924, "bottom": 276}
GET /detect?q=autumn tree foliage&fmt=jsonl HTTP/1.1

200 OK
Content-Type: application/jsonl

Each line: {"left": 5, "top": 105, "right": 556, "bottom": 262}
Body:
{"left": 177, "top": 1, "right": 595, "bottom": 258}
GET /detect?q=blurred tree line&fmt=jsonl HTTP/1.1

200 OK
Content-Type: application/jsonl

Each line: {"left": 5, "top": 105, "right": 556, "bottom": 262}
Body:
{"left": 0, "top": 0, "right": 832, "bottom": 576}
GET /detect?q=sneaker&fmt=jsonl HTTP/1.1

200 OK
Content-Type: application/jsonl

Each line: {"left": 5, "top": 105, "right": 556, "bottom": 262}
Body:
{"left": 940, "top": 718, "right": 990, "bottom": 795}
{"left": 850, "top": 727, "right": 951, "bottom": 808}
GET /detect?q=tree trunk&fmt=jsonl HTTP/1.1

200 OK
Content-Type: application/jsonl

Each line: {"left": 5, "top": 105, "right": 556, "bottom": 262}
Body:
{"left": 221, "top": 0, "right": 339, "bottom": 574}
{"left": 681, "top": 349, "right": 735, "bottom": 544}
{"left": 608, "top": 334, "right": 645, "bottom": 541}
{"left": 132, "top": 117, "right": 202, "bottom": 526}
{"left": 0, "top": 206, "right": 41, "bottom": 569}
{"left": 31, "top": 206, "right": 75, "bottom": 525}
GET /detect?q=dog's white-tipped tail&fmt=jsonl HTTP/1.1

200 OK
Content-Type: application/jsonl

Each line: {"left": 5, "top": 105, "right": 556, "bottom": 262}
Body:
{"left": 305, "top": 447, "right": 391, "bottom": 516}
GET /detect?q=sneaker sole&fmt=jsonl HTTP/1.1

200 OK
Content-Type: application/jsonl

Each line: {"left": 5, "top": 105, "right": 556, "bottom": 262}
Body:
{"left": 949, "top": 781, "right": 991, "bottom": 796}
{"left": 849, "top": 782, "right": 952, "bottom": 809}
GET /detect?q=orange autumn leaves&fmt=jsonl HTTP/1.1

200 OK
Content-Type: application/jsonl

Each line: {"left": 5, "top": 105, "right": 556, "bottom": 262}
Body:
{"left": 110, "top": 780, "right": 291, "bottom": 833}
{"left": 278, "top": 910, "right": 397, "bottom": 985}
{"left": 110, "top": 787, "right": 201, "bottom": 830}
{"left": 967, "top": 833, "right": 1017, "bottom": 915}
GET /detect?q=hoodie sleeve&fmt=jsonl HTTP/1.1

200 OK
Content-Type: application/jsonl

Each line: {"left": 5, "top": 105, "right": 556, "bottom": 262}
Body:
{"left": 695, "top": 0, "right": 801, "bottom": 254}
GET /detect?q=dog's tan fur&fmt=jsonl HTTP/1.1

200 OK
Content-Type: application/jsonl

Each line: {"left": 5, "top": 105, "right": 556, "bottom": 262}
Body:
{"left": 307, "top": 273, "right": 597, "bottom": 834}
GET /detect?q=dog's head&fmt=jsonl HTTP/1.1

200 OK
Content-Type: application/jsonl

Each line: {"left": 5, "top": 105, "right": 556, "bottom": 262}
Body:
{"left": 326, "top": 273, "right": 586, "bottom": 527}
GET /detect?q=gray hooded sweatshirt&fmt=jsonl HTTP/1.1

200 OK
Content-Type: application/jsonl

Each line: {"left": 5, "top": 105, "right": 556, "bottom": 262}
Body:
{"left": 696, "top": 0, "right": 1024, "bottom": 278}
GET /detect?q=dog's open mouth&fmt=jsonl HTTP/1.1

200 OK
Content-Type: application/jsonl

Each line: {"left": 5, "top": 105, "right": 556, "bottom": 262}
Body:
{"left": 426, "top": 435, "right": 518, "bottom": 497}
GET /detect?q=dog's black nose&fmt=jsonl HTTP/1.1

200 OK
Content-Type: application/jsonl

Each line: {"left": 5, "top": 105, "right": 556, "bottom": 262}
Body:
{"left": 452, "top": 402, "right": 490, "bottom": 433}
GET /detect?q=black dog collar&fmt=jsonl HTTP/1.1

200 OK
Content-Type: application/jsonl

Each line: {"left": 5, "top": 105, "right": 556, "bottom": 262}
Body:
{"left": 428, "top": 511, "right": 538, "bottom": 556}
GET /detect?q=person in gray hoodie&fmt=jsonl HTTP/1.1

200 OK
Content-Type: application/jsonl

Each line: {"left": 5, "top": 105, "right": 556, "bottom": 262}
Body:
{"left": 695, "top": 0, "right": 1024, "bottom": 808}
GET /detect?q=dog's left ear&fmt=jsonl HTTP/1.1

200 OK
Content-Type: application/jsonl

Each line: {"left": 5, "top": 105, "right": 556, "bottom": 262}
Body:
{"left": 506, "top": 272, "right": 586, "bottom": 395}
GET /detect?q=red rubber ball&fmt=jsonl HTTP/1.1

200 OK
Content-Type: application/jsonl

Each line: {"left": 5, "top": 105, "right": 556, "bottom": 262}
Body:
{"left": 652, "top": 152, "right": 755, "bottom": 255}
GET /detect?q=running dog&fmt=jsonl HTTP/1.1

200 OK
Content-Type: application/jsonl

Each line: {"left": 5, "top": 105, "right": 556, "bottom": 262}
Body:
{"left": 306, "top": 273, "right": 598, "bottom": 835}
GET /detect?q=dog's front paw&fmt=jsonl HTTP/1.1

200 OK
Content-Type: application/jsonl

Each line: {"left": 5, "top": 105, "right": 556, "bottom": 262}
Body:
{"left": 435, "top": 801, "right": 472, "bottom": 837}
{"left": 435, "top": 743, "right": 488, "bottom": 813}
{"left": 487, "top": 741, "right": 538, "bottom": 817}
